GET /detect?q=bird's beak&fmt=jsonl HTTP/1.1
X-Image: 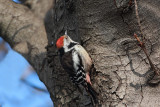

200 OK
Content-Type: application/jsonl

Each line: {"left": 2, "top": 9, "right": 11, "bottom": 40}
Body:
{"left": 65, "top": 30, "right": 67, "bottom": 35}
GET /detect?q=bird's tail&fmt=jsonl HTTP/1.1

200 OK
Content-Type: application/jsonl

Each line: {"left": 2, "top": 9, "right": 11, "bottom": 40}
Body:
{"left": 86, "top": 83, "right": 98, "bottom": 104}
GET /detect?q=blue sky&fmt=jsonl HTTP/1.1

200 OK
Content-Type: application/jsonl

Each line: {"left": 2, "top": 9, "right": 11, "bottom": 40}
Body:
{"left": 0, "top": 38, "right": 53, "bottom": 107}
{"left": 12, "top": 0, "right": 21, "bottom": 3}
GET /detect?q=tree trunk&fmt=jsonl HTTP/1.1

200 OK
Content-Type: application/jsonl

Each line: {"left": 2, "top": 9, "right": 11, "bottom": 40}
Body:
{"left": 1, "top": 0, "right": 160, "bottom": 107}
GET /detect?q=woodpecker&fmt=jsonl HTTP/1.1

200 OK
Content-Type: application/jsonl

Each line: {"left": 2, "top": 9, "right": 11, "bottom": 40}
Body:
{"left": 56, "top": 34, "right": 98, "bottom": 103}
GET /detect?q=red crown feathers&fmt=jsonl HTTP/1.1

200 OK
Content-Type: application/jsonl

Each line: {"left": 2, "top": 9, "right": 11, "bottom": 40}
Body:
{"left": 56, "top": 36, "right": 65, "bottom": 49}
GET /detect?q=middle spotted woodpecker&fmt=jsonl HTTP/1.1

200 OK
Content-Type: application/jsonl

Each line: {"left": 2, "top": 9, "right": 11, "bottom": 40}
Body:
{"left": 56, "top": 33, "right": 98, "bottom": 103}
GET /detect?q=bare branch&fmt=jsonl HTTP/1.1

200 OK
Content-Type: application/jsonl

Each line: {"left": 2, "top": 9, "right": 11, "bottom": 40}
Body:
{"left": 134, "top": 33, "right": 159, "bottom": 76}
{"left": 134, "top": 0, "right": 145, "bottom": 41}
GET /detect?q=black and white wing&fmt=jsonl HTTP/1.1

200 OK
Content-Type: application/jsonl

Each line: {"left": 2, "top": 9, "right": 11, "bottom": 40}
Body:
{"left": 60, "top": 49, "right": 86, "bottom": 84}
{"left": 74, "top": 45, "right": 92, "bottom": 73}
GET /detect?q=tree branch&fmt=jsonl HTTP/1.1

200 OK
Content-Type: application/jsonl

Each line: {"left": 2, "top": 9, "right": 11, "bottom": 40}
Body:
{"left": 134, "top": 33, "right": 159, "bottom": 76}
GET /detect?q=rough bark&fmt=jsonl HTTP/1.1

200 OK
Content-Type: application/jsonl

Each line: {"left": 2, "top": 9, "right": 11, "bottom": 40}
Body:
{"left": 1, "top": 0, "right": 160, "bottom": 107}
{"left": 48, "top": 0, "right": 160, "bottom": 106}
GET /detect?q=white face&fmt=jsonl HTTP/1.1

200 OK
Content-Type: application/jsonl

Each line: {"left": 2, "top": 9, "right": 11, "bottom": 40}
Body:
{"left": 63, "top": 35, "right": 72, "bottom": 47}
{"left": 63, "top": 35, "right": 76, "bottom": 52}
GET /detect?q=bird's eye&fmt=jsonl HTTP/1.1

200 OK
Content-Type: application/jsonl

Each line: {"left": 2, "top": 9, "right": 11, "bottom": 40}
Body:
{"left": 65, "top": 36, "right": 68, "bottom": 40}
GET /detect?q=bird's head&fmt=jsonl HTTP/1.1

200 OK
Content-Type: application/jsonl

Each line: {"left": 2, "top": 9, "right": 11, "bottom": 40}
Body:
{"left": 56, "top": 35, "right": 74, "bottom": 49}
